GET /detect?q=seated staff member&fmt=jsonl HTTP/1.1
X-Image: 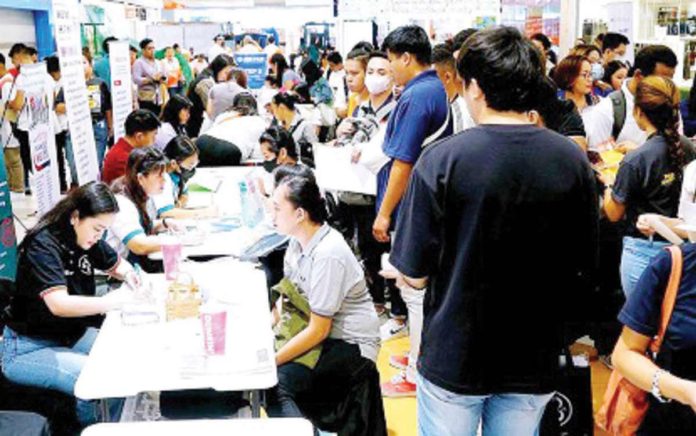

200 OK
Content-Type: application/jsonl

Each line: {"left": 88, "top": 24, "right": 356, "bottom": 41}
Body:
{"left": 2, "top": 182, "right": 139, "bottom": 426}
{"left": 107, "top": 147, "right": 179, "bottom": 270}
{"left": 603, "top": 76, "right": 695, "bottom": 298}
{"left": 265, "top": 174, "right": 383, "bottom": 429}
{"left": 257, "top": 126, "right": 300, "bottom": 197}
{"left": 102, "top": 110, "right": 160, "bottom": 185}
{"left": 152, "top": 135, "right": 218, "bottom": 220}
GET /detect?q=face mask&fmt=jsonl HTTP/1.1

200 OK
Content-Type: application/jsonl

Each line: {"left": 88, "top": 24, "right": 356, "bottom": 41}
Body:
{"left": 180, "top": 166, "right": 196, "bottom": 184}
{"left": 591, "top": 62, "right": 604, "bottom": 81}
{"left": 364, "top": 74, "right": 392, "bottom": 95}
{"left": 263, "top": 158, "right": 278, "bottom": 173}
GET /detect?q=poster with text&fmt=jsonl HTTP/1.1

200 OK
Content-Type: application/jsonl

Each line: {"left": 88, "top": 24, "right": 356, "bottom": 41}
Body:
{"left": 53, "top": 0, "right": 100, "bottom": 184}
{"left": 0, "top": 151, "right": 17, "bottom": 281}
{"left": 23, "top": 63, "right": 61, "bottom": 217}
{"left": 235, "top": 53, "right": 268, "bottom": 90}
{"left": 109, "top": 41, "right": 134, "bottom": 143}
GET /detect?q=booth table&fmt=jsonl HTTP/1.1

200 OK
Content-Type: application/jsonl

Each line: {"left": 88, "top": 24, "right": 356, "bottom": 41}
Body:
{"left": 81, "top": 418, "right": 313, "bottom": 435}
{"left": 75, "top": 259, "right": 277, "bottom": 418}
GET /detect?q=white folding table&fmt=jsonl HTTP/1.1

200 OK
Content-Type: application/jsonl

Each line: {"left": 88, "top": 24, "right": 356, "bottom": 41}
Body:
{"left": 81, "top": 418, "right": 313, "bottom": 436}
{"left": 75, "top": 259, "right": 277, "bottom": 418}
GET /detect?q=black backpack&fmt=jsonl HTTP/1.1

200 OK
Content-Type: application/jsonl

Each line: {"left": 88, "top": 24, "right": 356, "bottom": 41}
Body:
{"left": 609, "top": 90, "right": 627, "bottom": 140}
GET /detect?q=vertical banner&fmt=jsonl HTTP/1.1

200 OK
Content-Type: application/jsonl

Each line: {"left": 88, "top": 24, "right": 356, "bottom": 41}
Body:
{"left": 109, "top": 41, "right": 134, "bottom": 143}
{"left": 23, "top": 63, "right": 61, "bottom": 216}
{"left": 234, "top": 53, "right": 268, "bottom": 90}
{"left": 53, "top": 0, "right": 100, "bottom": 184}
{"left": 0, "top": 151, "right": 17, "bottom": 281}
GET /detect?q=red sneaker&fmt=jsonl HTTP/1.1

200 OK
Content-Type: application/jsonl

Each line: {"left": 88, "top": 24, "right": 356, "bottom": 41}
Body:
{"left": 388, "top": 354, "right": 408, "bottom": 370}
{"left": 381, "top": 372, "right": 416, "bottom": 398}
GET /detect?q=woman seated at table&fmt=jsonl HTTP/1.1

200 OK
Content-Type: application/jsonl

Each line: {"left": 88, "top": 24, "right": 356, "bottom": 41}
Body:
{"left": 154, "top": 94, "right": 193, "bottom": 151}
{"left": 107, "top": 147, "right": 180, "bottom": 271}
{"left": 257, "top": 126, "right": 300, "bottom": 197}
{"left": 2, "top": 181, "right": 140, "bottom": 426}
{"left": 152, "top": 135, "right": 218, "bottom": 220}
{"left": 265, "top": 173, "right": 383, "bottom": 429}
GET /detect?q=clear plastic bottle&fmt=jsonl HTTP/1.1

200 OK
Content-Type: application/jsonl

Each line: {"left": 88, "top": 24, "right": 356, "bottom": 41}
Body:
{"left": 239, "top": 181, "right": 259, "bottom": 228}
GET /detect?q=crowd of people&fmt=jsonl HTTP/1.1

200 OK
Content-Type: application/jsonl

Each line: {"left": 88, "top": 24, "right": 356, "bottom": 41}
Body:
{"left": 4, "top": 22, "right": 696, "bottom": 435}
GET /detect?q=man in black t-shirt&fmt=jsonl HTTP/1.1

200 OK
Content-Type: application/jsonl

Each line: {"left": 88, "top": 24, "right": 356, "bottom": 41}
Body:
{"left": 388, "top": 27, "right": 598, "bottom": 435}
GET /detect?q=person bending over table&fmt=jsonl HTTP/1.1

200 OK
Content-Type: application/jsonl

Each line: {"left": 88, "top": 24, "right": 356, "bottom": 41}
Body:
{"left": 2, "top": 182, "right": 140, "bottom": 426}
{"left": 106, "top": 147, "right": 182, "bottom": 271}
{"left": 152, "top": 135, "right": 218, "bottom": 220}
{"left": 265, "top": 174, "right": 384, "bottom": 431}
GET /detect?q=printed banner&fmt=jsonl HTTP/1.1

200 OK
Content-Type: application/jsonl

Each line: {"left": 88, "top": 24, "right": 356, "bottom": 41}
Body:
{"left": 53, "top": 0, "right": 100, "bottom": 184}
{"left": 23, "top": 63, "right": 61, "bottom": 216}
{"left": 234, "top": 53, "right": 268, "bottom": 90}
{"left": 109, "top": 41, "right": 134, "bottom": 143}
{"left": 0, "top": 151, "right": 17, "bottom": 281}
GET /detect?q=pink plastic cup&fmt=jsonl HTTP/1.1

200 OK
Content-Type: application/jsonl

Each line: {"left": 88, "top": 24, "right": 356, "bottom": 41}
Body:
{"left": 161, "top": 236, "right": 183, "bottom": 280}
{"left": 200, "top": 310, "right": 227, "bottom": 356}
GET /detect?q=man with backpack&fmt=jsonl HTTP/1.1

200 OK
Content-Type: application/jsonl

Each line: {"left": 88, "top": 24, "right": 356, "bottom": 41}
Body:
{"left": 584, "top": 45, "right": 678, "bottom": 152}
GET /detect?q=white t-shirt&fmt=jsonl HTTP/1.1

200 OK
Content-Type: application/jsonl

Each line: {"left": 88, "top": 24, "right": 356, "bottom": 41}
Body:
{"left": 151, "top": 172, "right": 180, "bottom": 217}
{"left": 14, "top": 71, "right": 56, "bottom": 132}
{"left": 52, "top": 78, "right": 68, "bottom": 134}
{"left": 450, "top": 94, "right": 475, "bottom": 134}
{"left": 154, "top": 122, "right": 178, "bottom": 151}
{"left": 107, "top": 194, "right": 157, "bottom": 260}
{"left": 679, "top": 160, "right": 696, "bottom": 224}
{"left": 204, "top": 113, "right": 267, "bottom": 161}
{"left": 583, "top": 81, "right": 646, "bottom": 151}
{"left": 328, "top": 69, "right": 347, "bottom": 110}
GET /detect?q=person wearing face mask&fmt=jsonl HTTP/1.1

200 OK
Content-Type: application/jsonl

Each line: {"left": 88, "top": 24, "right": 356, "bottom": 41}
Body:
{"left": 107, "top": 148, "right": 182, "bottom": 270}
{"left": 432, "top": 43, "right": 475, "bottom": 134}
{"left": 601, "top": 32, "right": 630, "bottom": 67}
{"left": 102, "top": 110, "right": 161, "bottom": 185}
{"left": 571, "top": 44, "right": 612, "bottom": 97}
{"left": 335, "top": 51, "right": 406, "bottom": 327}
{"left": 1, "top": 182, "right": 140, "bottom": 428}
{"left": 151, "top": 135, "right": 217, "bottom": 220}
{"left": 257, "top": 126, "right": 301, "bottom": 197}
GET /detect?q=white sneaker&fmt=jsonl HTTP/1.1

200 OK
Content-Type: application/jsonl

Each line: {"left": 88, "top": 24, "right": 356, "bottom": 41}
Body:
{"left": 380, "top": 318, "right": 408, "bottom": 342}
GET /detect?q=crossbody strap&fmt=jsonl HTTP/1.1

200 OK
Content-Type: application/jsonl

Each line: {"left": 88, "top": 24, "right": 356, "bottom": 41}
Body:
{"left": 649, "top": 245, "right": 683, "bottom": 354}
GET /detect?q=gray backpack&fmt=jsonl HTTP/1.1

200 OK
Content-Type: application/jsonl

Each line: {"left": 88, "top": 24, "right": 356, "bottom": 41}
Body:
{"left": 609, "top": 90, "right": 627, "bottom": 141}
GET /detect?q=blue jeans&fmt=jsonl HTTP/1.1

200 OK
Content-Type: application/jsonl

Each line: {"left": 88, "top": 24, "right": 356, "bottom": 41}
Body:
{"left": 65, "top": 119, "right": 108, "bottom": 184}
{"left": 1, "top": 326, "right": 122, "bottom": 425}
{"left": 620, "top": 236, "right": 669, "bottom": 299}
{"left": 417, "top": 372, "right": 553, "bottom": 436}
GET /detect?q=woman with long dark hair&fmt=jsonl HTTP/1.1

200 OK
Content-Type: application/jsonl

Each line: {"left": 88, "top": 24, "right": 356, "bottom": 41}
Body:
{"left": 154, "top": 94, "right": 193, "bottom": 150}
{"left": 186, "top": 54, "right": 235, "bottom": 137}
{"left": 2, "top": 182, "right": 139, "bottom": 426}
{"left": 271, "top": 92, "right": 318, "bottom": 164}
{"left": 152, "top": 135, "right": 217, "bottom": 219}
{"left": 107, "top": 147, "right": 181, "bottom": 269}
{"left": 269, "top": 53, "right": 300, "bottom": 91}
{"left": 603, "top": 76, "right": 694, "bottom": 298}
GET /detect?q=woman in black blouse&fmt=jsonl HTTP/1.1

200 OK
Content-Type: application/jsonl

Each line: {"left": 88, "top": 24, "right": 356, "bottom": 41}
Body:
{"left": 2, "top": 182, "right": 139, "bottom": 426}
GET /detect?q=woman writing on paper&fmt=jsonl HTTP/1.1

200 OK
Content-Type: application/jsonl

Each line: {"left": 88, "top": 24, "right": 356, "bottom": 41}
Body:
{"left": 152, "top": 135, "right": 218, "bottom": 220}
{"left": 2, "top": 182, "right": 140, "bottom": 426}
{"left": 107, "top": 147, "right": 182, "bottom": 271}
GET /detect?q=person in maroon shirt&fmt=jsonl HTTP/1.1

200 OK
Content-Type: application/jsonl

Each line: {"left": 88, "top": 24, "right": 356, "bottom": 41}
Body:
{"left": 102, "top": 110, "right": 160, "bottom": 185}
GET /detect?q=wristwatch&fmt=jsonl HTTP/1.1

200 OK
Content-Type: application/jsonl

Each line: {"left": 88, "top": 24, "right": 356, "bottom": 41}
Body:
{"left": 651, "top": 369, "right": 672, "bottom": 403}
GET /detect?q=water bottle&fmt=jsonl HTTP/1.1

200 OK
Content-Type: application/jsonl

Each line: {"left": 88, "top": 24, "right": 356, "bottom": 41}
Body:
{"left": 239, "top": 181, "right": 258, "bottom": 228}
{"left": 246, "top": 177, "right": 265, "bottom": 225}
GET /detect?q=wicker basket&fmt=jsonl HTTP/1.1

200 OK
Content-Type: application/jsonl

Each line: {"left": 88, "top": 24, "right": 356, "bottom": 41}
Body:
{"left": 166, "top": 272, "right": 201, "bottom": 321}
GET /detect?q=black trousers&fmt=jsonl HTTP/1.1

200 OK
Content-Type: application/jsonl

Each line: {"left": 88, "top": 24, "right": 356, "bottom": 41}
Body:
{"left": 54, "top": 131, "right": 68, "bottom": 192}
{"left": 11, "top": 124, "right": 30, "bottom": 190}
{"left": 196, "top": 135, "right": 242, "bottom": 167}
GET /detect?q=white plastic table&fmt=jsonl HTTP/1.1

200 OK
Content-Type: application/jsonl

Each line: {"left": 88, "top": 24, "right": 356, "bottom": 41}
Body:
{"left": 149, "top": 166, "right": 274, "bottom": 260}
{"left": 81, "top": 418, "right": 313, "bottom": 436}
{"left": 75, "top": 259, "right": 277, "bottom": 417}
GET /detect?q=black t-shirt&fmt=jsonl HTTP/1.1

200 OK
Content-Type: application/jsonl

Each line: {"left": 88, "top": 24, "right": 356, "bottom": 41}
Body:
{"left": 6, "top": 225, "right": 119, "bottom": 345}
{"left": 612, "top": 134, "right": 695, "bottom": 239}
{"left": 390, "top": 124, "right": 599, "bottom": 395}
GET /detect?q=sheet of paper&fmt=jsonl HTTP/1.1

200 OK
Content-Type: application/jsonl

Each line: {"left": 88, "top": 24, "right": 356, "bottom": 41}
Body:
{"left": 314, "top": 145, "right": 377, "bottom": 195}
